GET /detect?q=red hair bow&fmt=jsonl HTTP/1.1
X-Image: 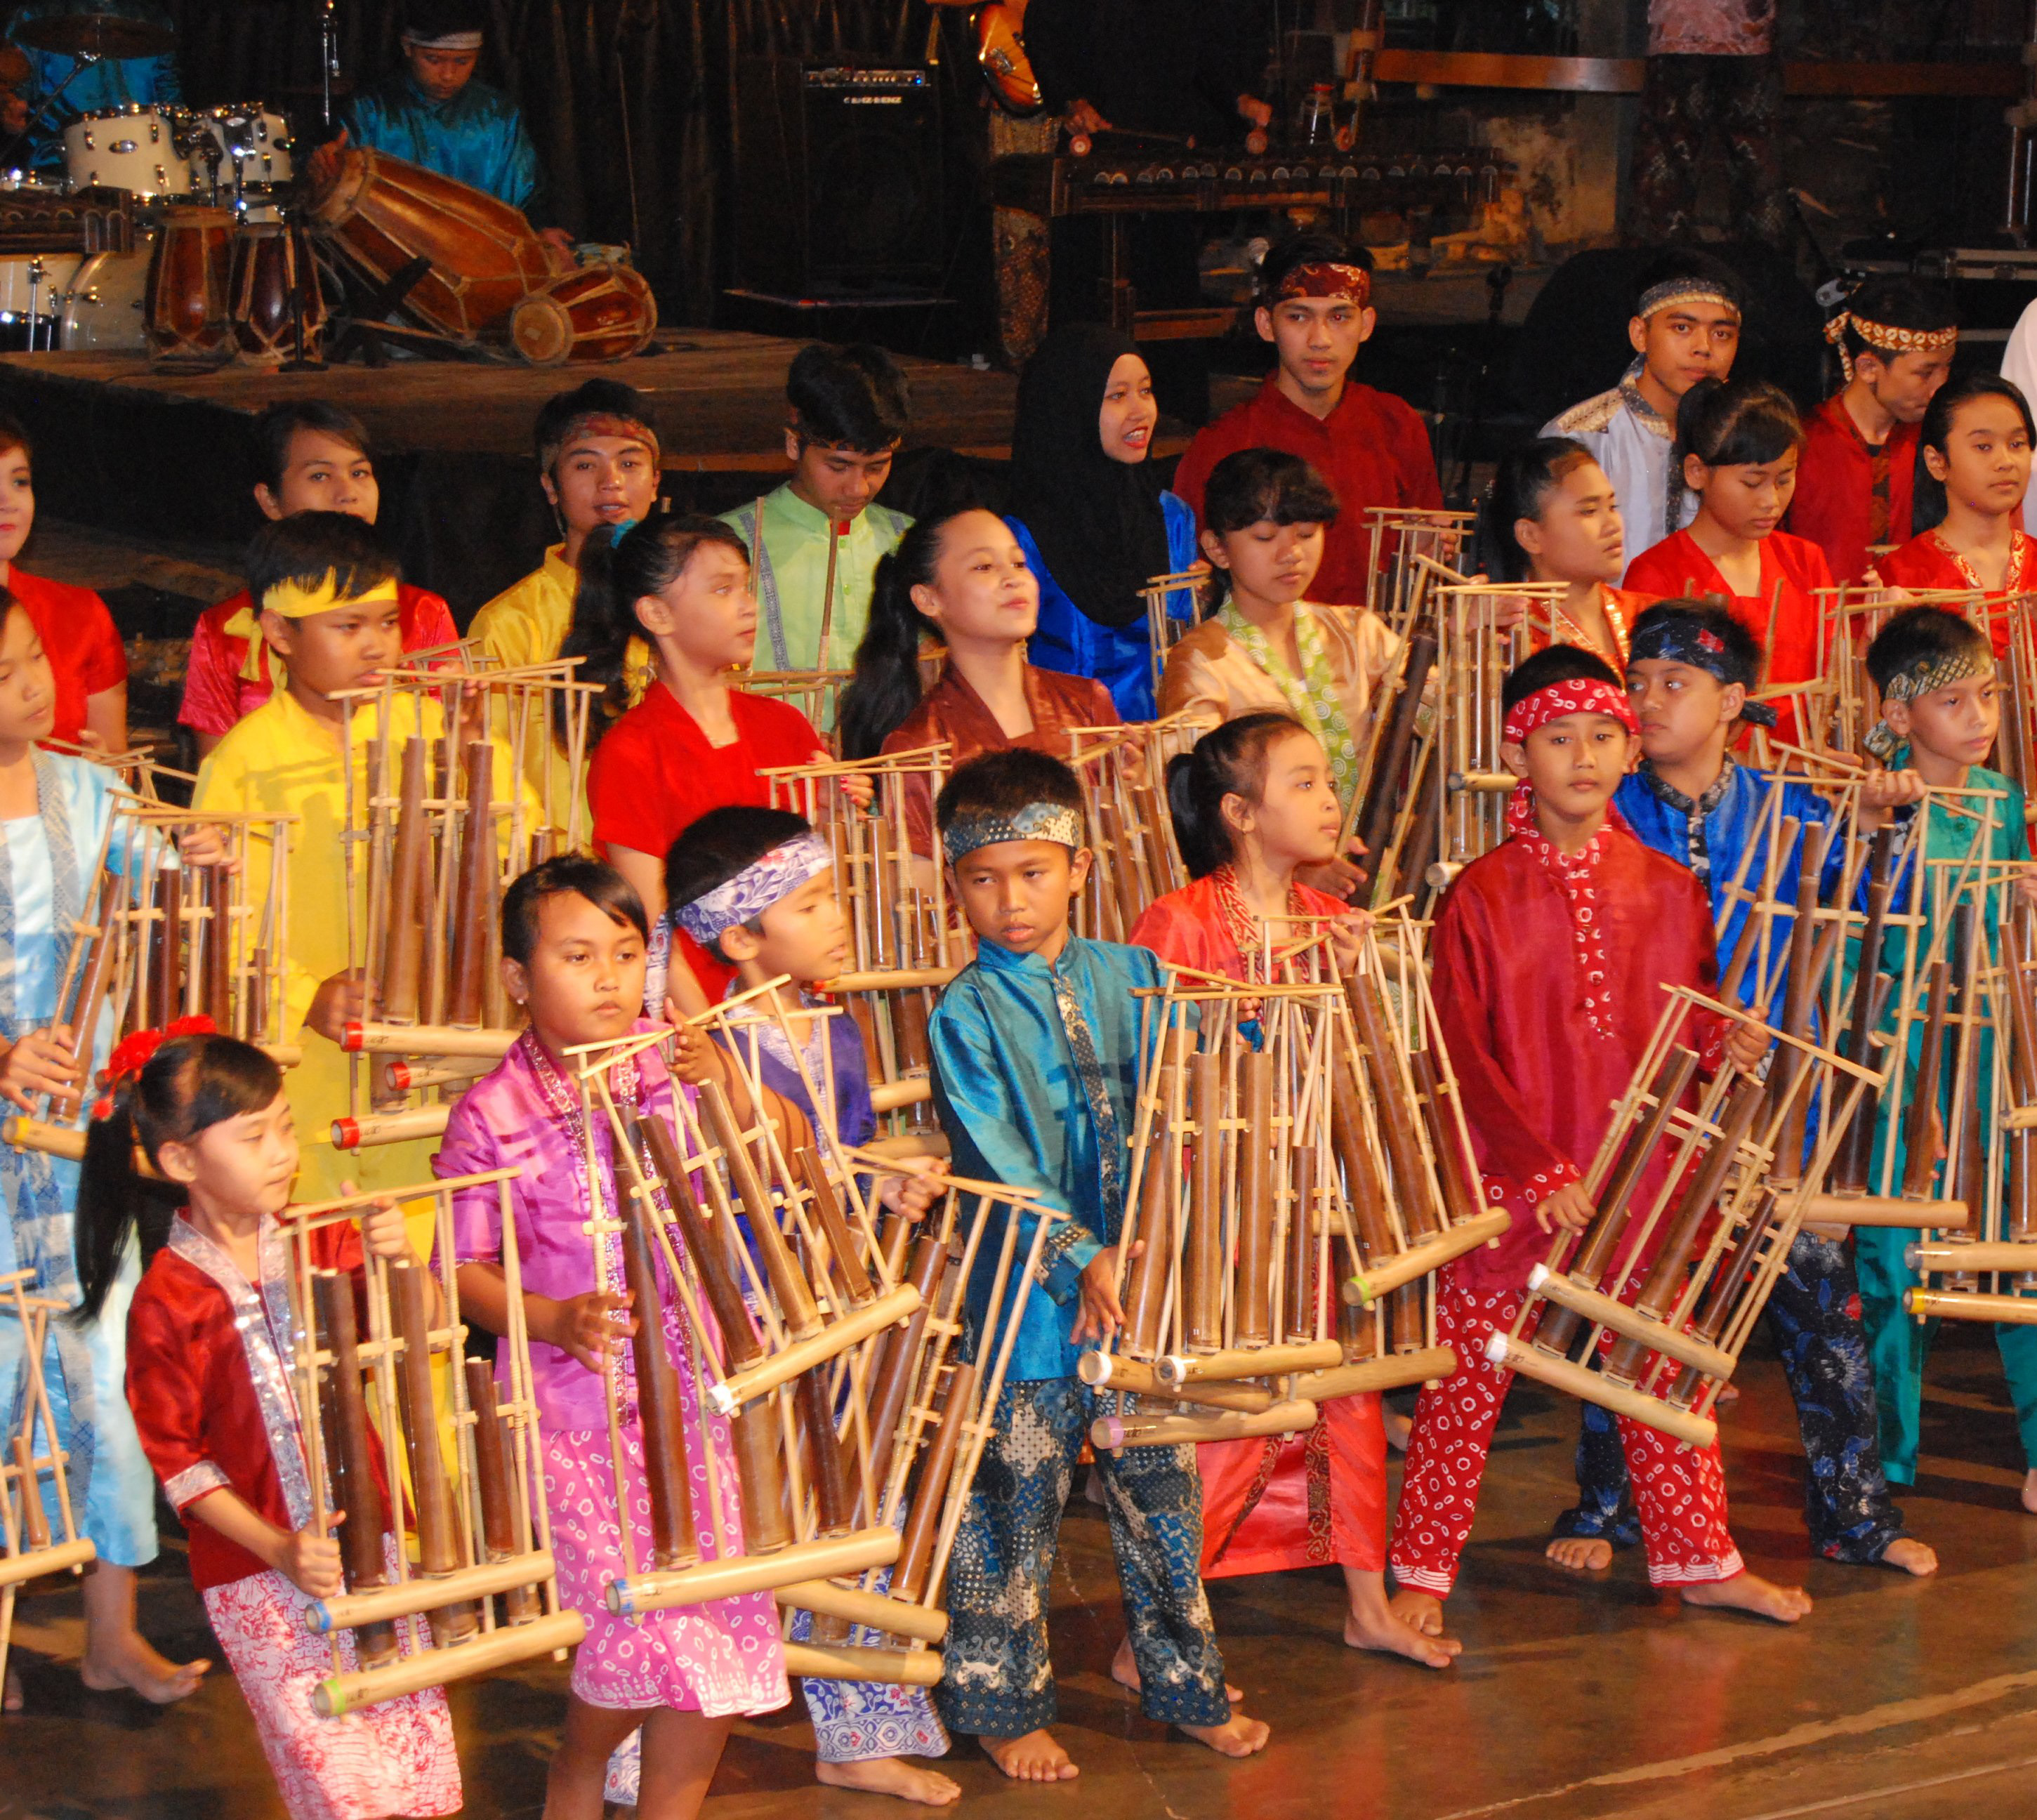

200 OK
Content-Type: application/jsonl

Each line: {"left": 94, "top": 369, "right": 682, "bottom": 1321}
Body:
{"left": 102, "top": 1015, "right": 220, "bottom": 1088}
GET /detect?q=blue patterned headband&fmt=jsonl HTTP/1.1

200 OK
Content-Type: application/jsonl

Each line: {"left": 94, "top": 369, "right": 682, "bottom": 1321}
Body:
{"left": 941, "top": 800, "right": 1086, "bottom": 867}
{"left": 673, "top": 833, "right": 833, "bottom": 944}
{"left": 1628, "top": 613, "right": 1778, "bottom": 727}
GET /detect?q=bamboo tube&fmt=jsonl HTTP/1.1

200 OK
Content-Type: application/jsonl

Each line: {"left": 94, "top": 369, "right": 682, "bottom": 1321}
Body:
{"left": 447, "top": 741, "right": 496, "bottom": 1029}
{"left": 11, "top": 1434, "right": 48, "bottom": 1549}
{"left": 343, "top": 1023, "right": 515, "bottom": 1059}
{"left": 869, "top": 1078, "right": 933, "bottom": 1115}
{"left": 1342, "top": 1209, "right": 1511, "bottom": 1306}
{"left": 707, "top": 1284, "right": 920, "bottom": 1414}
{"left": 312, "top": 1272, "right": 399, "bottom": 1668}
{"left": 308, "top": 1550, "right": 553, "bottom": 1634}
{"left": 797, "top": 1145, "right": 874, "bottom": 1307}
{"left": 6, "top": 1119, "right": 84, "bottom": 1161}
{"left": 1234, "top": 1050, "right": 1277, "bottom": 1347}
{"left": 1346, "top": 972, "right": 1441, "bottom": 1239}
{"left": 1600, "top": 1074, "right": 1765, "bottom": 1387}
{"left": 1385, "top": 1277, "right": 1425, "bottom": 1353}
{"left": 775, "top": 1580, "right": 949, "bottom": 1644}
{"left": 1900, "top": 961, "right": 1953, "bottom": 1200}
{"left": 1906, "top": 1288, "right": 2037, "bottom": 1325}
{"left": 463, "top": 1359, "right": 541, "bottom": 1624}
{"left": 1486, "top": 1333, "right": 1717, "bottom": 1449}
{"left": 381, "top": 736, "right": 430, "bottom": 1024}
{"left": 2003, "top": 919, "right": 2037, "bottom": 1272}
{"left": 1525, "top": 1265, "right": 1736, "bottom": 1379}
{"left": 1091, "top": 1399, "right": 1317, "bottom": 1449}
{"left": 863, "top": 1132, "right": 952, "bottom": 1162}
{"left": 1078, "top": 1350, "right": 1277, "bottom": 1411}
{"left": 779, "top": 1640, "right": 943, "bottom": 1687}
{"left": 697, "top": 1078, "right": 819, "bottom": 1338}
{"left": 0, "top": 1536, "right": 93, "bottom": 1588}
{"left": 1328, "top": 1050, "right": 1396, "bottom": 1262}
{"left": 1284, "top": 1139, "right": 1316, "bottom": 1343}
{"left": 637, "top": 1114, "right": 763, "bottom": 1370}
{"left": 890, "top": 1361, "right": 977, "bottom": 1606}
{"left": 1536, "top": 1047, "right": 1701, "bottom": 1358}
{"left": 1291, "top": 1345, "right": 1456, "bottom": 1399}
{"left": 1800, "top": 1193, "right": 1968, "bottom": 1229}
{"left": 383, "top": 1057, "right": 491, "bottom": 1093}
{"left": 1907, "top": 1241, "right": 2037, "bottom": 1273}
{"left": 1409, "top": 1047, "right": 1479, "bottom": 1228}
{"left": 389, "top": 1260, "right": 478, "bottom": 1644}
{"left": 51, "top": 870, "right": 119, "bottom": 1121}
{"left": 200, "top": 863, "right": 232, "bottom": 1027}
{"left": 313, "top": 1609, "right": 586, "bottom": 1718}
{"left": 331, "top": 1107, "right": 451, "bottom": 1149}
{"left": 1350, "top": 630, "right": 1438, "bottom": 902}
{"left": 1183, "top": 1048, "right": 1224, "bottom": 1351}
{"left": 615, "top": 1141, "right": 697, "bottom": 1572}
{"left": 608, "top": 1526, "right": 900, "bottom": 1615}
{"left": 812, "top": 968, "right": 960, "bottom": 995}
{"left": 1947, "top": 905, "right": 1989, "bottom": 1246}
{"left": 1155, "top": 1338, "right": 1341, "bottom": 1385}
{"left": 795, "top": 1363, "right": 855, "bottom": 1538}
{"left": 862, "top": 1234, "right": 947, "bottom": 1496}
{"left": 1121, "top": 1064, "right": 1178, "bottom": 1357}
{"left": 1666, "top": 1191, "right": 1779, "bottom": 1409}
{"left": 1767, "top": 831, "right": 1828, "bottom": 1181}
{"left": 150, "top": 856, "right": 181, "bottom": 1026}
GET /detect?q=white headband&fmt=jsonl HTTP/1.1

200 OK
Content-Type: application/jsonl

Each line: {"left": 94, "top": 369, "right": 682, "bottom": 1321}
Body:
{"left": 402, "top": 29, "right": 484, "bottom": 48}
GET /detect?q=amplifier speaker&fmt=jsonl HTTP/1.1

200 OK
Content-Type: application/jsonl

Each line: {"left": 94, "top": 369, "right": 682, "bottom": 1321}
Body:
{"left": 734, "top": 60, "right": 946, "bottom": 294}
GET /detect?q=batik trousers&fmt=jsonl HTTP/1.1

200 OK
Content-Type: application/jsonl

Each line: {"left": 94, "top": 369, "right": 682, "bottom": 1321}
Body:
{"left": 935, "top": 1376, "right": 1231, "bottom": 1739}
{"left": 1390, "top": 1274, "right": 1743, "bottom": 1596}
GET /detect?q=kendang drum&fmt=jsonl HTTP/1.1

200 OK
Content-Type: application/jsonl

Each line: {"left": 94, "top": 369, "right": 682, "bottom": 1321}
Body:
{"left": 186, "top": 105, "right": 293, "bottom": 201}
{"left": 62, "top": 105, "right": 193, "bottom": 197}
{"left": 304, "top": 146, "right": 562, "bottom": 342}
{"left": 145, "top": 208, "right": 232, "bottom": 366}
{"left": 228, "top": 218, "right": 324, "bottom": 364}
{"left": 507, "top": 260, "right": 656, "bottom": 365}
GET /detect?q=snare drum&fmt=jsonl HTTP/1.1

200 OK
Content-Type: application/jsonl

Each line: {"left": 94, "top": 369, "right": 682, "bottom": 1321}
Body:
{"left": 63, "top": 105, "right": 194, "bottom": 197}
{"left": 185, "top": 105, "right": 293, "bottom": 199}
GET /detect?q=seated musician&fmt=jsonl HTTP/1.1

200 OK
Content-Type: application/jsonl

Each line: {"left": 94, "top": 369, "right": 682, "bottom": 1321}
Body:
{"left": 4, "top": 0, "right": 180, "bottom": 173}
{"left": 834, "top": 506, "right": 1117, "bottom": 857}
{"left": 716, "top": 343, "right": 913, "bottom": 686}
{"left": 1006, "top": 323, "right": 1198, "bottom": 722}
{"left": 334, "top": 0, "right": 573, "bottom": 251}
{"left": 178, "top": 400, "right": 458, "bottom": 758}
{"left": 1171, "top": 234, "right": 1442, "bottom": 607}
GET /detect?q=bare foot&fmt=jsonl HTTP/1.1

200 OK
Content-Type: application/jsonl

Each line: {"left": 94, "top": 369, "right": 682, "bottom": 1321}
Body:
{"left": 1388, "top": 1588, "right": 1446, "bottom": 1636}
{"left": 1679, "top": 1574, "right": 1812, "bottom": 1624}
{"left": 2023, "top": 1468, "right": 2037, "bottom": 1516}
{"left": 1715, "top": 1382, "right": 1741, "bottom": 1405}
{"left": 1384, "top": 1409, "right": 1413, "bottom": 1452}
{"left": 79, "top": 1637, "right": 209, "bottom": 1704}
{"left": 817, "top": 1758, "right": 962, "bottom": 1805}
{"left": 1877, "top": 1538, "right": 1938, "bottom": 1577}
{"left": 4, "top": 1665, "right": 20, "bottom": 1713}
{"left": 1109, "top": 1633, "right": 1241, "bottom": 1703}
{"left": 1343, "top": 1601, "right": 1460, "bottom": 1668}
{"left": 981, "top": 1730, "right": 1078, "bottom": 1782}
{"left": 1546, "top": 1536, "right": 1613, "bottom": 1573}
{"left": 1178, "top": 1713, "right": 1270, "bottom": 1758}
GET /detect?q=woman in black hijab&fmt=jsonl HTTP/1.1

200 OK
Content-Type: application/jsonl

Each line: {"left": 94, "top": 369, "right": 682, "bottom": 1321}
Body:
{"left": 1004, "top": 323, "right": 1201, "bottom": 720}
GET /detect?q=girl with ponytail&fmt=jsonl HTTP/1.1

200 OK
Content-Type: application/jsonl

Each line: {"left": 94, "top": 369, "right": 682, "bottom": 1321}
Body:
{"left": 1124, "top": 712, "right": 1454, "bottom": 1671}
{"left": 579, "top": 515, "right": 848, "bottom": 1014}
{"left": 93, "top": 1026, "right": 463, "bottom": 1819}
{"left": 836, "top": 506, "right": 1116, "bottom": 854}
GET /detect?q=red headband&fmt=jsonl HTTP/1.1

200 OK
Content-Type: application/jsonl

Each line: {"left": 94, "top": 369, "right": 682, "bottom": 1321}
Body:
{"left": 1502, "top": 678, "right": 1638, "bottom": 746}
{"left": 100, "top": 1015, "right": 220, "bottom": 1098}
{"left": 1272, "top": 261, "right": 1371, "bottom": 308}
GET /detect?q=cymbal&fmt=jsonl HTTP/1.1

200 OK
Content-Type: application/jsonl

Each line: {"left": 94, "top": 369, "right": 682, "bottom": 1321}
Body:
{"left": 13, "top": 11, "right": 178, "bottom": 60}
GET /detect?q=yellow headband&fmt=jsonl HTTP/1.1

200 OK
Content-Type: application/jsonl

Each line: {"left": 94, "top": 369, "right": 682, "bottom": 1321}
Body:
{"left": 258, "top": 574, "right": 401, "bottom": 619}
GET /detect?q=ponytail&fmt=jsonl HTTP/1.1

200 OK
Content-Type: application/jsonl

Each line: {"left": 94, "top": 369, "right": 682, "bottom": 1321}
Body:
{"left": 1474, "top": 437, "right": 1597, "bottom": 583}
{"left": 555, "top": 513, "right": 753, "bottom": 751}
{"left": 72, "top": 1031, "right": 286, "bottom": 1325}
{"left": 1165, "top": 711, "right": 1306, "bottom": 878}
{"left": 836, "top": 511, "right": 961, "bottom": 760}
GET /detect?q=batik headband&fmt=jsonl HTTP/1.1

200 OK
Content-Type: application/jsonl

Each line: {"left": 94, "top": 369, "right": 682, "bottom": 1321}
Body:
{"left": 551, "top": 410, "right": 659, "bottom": 468}
{"left": 402, "top": 28, "right": 484, "bottom": 47}
{"left": 257, "top": 573, "right": 402, "bottom": 620}
{"left": 673, "top": 833, "right": 833, "bottom": 946}
{"left": 941, "top": 800, "right": 1086, "bottom": 867}
{"left": 1636, "top": 279, "right": 1740, "bottom": 322}
{"left": 1626, "top": 614, "right": 1779, "bottom": 728}
{"left": 1501, "top": 676, "right": 1640, "bottom": 746}
{"left": 1864, "top": 649, "right": 1993, "bottom": 761}
{"left": 1823, "top": 311, "right": 1958, "bottom": 383}
{"left": 1271, "top": 261, "right": 1371, "bottom": 309}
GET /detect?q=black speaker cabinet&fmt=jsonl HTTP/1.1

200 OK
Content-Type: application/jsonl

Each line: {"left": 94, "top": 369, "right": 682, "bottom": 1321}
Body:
{"left": 734, "top": 60, "right": 946, "bottom": 294}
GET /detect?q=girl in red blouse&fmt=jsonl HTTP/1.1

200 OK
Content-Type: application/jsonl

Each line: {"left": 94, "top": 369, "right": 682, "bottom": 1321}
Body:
{"left": 76, "top": 1028, "right": 461, "bottom": 1820}
{"left": 1873, "top": 374, "right": 2037, "bottom": 653}
{"left": 1126, "top": 714, "right": 1457, "bottom": 1668}
{"left": 574, "top": 515, "right": 856, "bottom": 1012}
{"left": 1624, "top": 376, "right": 1828, "bottom": 746}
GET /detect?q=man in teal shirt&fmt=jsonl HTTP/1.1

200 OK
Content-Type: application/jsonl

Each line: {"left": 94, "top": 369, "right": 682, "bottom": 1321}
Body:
{"left": 720, "top": 343, "right": 914, "bottom": 680}
{"left": 5, "top": 0, "right": 180, "bottom": 173}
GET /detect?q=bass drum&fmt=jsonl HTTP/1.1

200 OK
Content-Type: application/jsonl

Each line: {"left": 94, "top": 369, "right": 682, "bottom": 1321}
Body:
{"left": 58, "top": 246, "right": 151, "bottom": 351}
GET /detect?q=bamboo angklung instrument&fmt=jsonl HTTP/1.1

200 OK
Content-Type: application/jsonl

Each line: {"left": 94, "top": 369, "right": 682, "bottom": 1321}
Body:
{"left": 465, "top": 1359, "right": 541, "bottom": 1625}
{"left": 312, "top": 1270, "right": 400, "bottom": 1669}
{"left": 389, "top": 1258, "right": 480, "bottom": 1647}
{"left": 1347, "top": 626, "right": 1439, "bottom": 905}
{"left": 1831, "top": 829, "right": 1896, "bottom": 1196}
{"left": 444, "top": 741, "right": 494, "bottom": 1031}
{"left": 380, "top": 735, "right": 432, "bottom": 1026}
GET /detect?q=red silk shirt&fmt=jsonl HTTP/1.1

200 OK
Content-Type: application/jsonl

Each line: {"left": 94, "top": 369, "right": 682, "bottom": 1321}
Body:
{"left": 1786, "top": 395, "right": 1921, "bottom": 586}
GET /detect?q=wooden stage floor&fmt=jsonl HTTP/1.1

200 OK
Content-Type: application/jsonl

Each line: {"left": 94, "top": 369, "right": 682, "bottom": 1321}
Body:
{"left": 9, "top": 1320, "right": 2037, "bottom": 1819}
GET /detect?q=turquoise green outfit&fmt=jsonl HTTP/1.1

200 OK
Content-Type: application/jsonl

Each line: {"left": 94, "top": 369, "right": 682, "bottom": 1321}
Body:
{"left": 343, "top": 70, "right": 548, "bottom": 220}
{"left": 928, "top": 934, "right": 1228, "bottom": 1739}
{"left": 6, "top": 0, "right": 181, "bottom": 171}
{"left": 1850, "top": 759, "right": 2037, "bottom": 1484}
{"left": 719, "top": 484, "right": 911, "bottom": 680}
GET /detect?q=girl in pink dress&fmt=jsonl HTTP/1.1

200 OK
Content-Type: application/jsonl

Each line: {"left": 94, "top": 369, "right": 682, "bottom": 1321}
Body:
{"left": 1127, "top": 713, "right": 1456, "bottom": 1671}
{"left": 436, "top": 855, "right": 788, "bottom": 1820}
{"left": 77, "top": 1027, "right": 461, "bottom": 1820}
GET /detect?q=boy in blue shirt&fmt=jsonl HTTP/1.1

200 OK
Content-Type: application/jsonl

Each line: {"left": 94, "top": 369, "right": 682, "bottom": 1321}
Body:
{"left": 928, "top": 749, "right": 1267, "bottom": 1782}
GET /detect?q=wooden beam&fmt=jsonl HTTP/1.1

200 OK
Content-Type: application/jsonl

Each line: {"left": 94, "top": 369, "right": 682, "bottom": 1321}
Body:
{"left": 1372, "top": 49, "right": 2022, "bottom": 102}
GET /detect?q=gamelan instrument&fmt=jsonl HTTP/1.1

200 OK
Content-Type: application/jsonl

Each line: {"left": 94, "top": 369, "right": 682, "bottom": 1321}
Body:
{"left": 1081, "top": 914, "right": 1508, "bottom": 1446}
{"left": 286, "top": 1173, "right": 584, "bottom": 1715}
{"left": 566, "top": 1008, "right": 1057, "bottom": 1685}
{"left": 0, "top": 1269, "right": 98, "bottom": 1687}
{"left": 1064, "top": 714, "right": 1204, "bottom": 945}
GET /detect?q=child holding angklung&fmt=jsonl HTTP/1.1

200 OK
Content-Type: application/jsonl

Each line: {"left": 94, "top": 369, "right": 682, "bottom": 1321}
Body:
{"left": 657, "top": 804, "right": 957, "bottom": 1808}
{"left": 1848, "top": 606, "right": 2037, "bottom": 1512}
{"left": 1387, "top": 645, "right": 1807, "bottom": 1633}
{"left": 1623, "top": 375, "right": 1829, "bottom": 748}
{"left": 76, "top": 1027, "right": 461, "bottom": 1820}
{"left": 1873, "top": 375, "right": 2037, "bottom": 654}
{"left": 928, "top": 749, "right": 1267, "bottom": 1782}
{"left": 436, "top": 856, "right": 789, "bottom": 1820}
{"left": 1476, "top": 435, "right": 1658, "bottom": 673}
{"left": 1126, "top": 712, "right": 1456, "bottom": 1668}
{"left": 1543, "top": 599, "right": 1934, "bottom": 1578}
